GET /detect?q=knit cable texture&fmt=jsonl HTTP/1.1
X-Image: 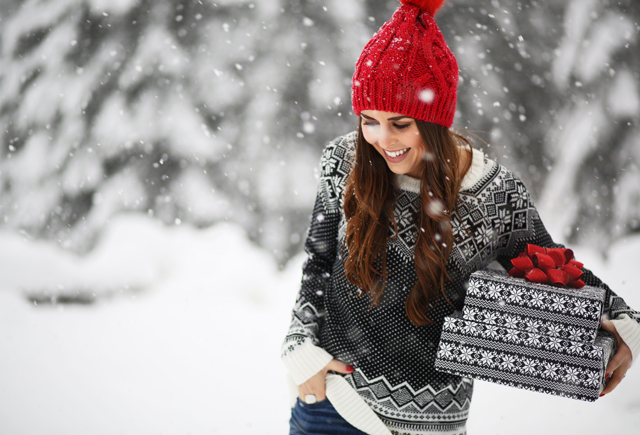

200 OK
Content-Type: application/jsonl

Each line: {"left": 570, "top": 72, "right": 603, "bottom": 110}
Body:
{"left": 352, "top": 4, "right": 458, "bottom": 127}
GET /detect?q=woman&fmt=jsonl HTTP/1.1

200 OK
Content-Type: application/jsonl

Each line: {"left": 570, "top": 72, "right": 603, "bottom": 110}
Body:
{"left": 281, "top": 1, "right": 640, "bottom": 434}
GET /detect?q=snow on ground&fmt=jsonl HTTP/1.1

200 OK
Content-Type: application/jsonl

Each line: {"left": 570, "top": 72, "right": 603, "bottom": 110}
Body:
{"left": 0, "top": 214, "right": 638, "bottom": 434}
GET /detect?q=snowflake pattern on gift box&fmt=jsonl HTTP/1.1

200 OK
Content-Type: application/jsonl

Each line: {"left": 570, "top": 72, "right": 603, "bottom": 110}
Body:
{"left": 458, "top": 346, "right": 474, "bottom": 362}
{"left": 442, "top": 316, "right": 603, "bottom": 360}
{"left": 507, "top": 286, "right": 525, "bottom": 304}
{"left": 444, "top": 317, "right": 458, "bottom": 330}
{"left": 438, "top": 318, "right": 623, "bottom": 400}
{"left": 467, "top": 279, "right": 482, "bottom": 296}
{"left": 542, "top": 361, "right": 559, "bottom": 379}
{"left": 569, "top": 341, "right": 584, "bottom": 354}
{"left": 438, "top": 342, "right": 455, "bottom": 359}
{"left": 468, "top": 270, "right": 605, "bottom": 322}
{"left": 503, "top": 314, "right": 519, "bottom": 329}
{"left": 585, "top": 371, "right": 600, "bottom": 387}
{"left": 479, "top": 350, "right": 495, "bottom": 366}
{"left": 547, "top": 324, "right": 563, "bottom": 338}
{"left": 438, "top": 339, "right": 604, "bottom": 390}
{"left": 500, "top": 354, "right": 518, "bottom": 371}
{"left": 528, "top": 290, "right": 546, "bottom": 308}
{"left": 551, "top": 294, "right": 567, "bottom": 311}
{"left": 505, "top": 328, "right": 520, "bottom": 342}
{"left": 462, "top": 307, "right": 594, "bottom": 342}
{"left": 487, "top": 282, "right": 504, "bottom": 299}
{"left": 483, "top": 311, "right": 498, "bottom": 325}
{"left": 547, "top": 337, "right": 564, "bottom": 351}
{"left": 484, "top": 324, "right": 499, "bottom": 339}
{"left": 521, "top": 358, "right": 538, "bottom": 375}
{"left": 564, "top": 367, "right": 581, "bottom": 384}
{"left": 572, "top": 299, "right": 590, "bottom": 316}
{"left": 525, "top": 318, "right": 542, "bottom": 334}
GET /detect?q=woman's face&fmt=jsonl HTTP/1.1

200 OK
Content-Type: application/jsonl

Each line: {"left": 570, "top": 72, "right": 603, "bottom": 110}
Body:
{"left": 360, "top": 110, "right": 426, "bottom": 179}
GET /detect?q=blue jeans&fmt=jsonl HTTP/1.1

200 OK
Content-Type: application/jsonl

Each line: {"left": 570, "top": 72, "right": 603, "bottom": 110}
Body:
{"left": 289, "top": 397, "right": 369, "bottom": 435}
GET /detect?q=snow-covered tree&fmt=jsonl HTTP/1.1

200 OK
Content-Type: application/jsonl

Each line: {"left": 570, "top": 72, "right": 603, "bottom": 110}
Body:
{"left": 538, "top": 0, "right": 640, "bottom": 249}
{"left": 437, "top": 0, "right": 640, "bottom": 250}
{"left": 0, "top": 0, "right": 372, "bottom": 261}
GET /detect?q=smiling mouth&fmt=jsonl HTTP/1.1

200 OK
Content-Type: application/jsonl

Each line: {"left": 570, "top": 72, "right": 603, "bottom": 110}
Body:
{"left": 385, "top": 148, "right": 409, "bottom": 158}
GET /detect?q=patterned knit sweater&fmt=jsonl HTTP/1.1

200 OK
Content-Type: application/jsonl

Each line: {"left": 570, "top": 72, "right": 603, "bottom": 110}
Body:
{"left": 281, "top": 132, "right": 640, "bottom": 435}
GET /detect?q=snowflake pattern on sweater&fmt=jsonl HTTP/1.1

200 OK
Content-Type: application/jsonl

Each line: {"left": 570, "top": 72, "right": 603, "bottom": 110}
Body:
{"left": 282, "top": 132, "right": 640, "bottom": 435}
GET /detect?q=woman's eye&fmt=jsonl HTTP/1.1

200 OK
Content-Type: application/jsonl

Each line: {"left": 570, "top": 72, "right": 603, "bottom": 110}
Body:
{"left": 394, "top": 123, "right": 409, "bottom": 130}
{"left": 363, "top": 121, "right": 379, "bottom": 127}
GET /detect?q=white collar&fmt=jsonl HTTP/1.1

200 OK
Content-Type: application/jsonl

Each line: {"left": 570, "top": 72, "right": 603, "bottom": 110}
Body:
{"left": 395, "top": 147, "right": 485, "bottom": 194}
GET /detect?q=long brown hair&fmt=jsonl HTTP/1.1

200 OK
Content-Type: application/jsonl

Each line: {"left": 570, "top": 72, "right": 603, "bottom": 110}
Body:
{"left": 343, "top": 119, "right": 473, "bottom": 326}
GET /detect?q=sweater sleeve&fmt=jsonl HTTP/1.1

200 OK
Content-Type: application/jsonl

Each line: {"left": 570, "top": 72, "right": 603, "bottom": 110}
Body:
{"left": 495, "top": 174, "right": 640, "bottom": 362}
{"left": 281, "top": 134, "right": 354, "bottom": 385}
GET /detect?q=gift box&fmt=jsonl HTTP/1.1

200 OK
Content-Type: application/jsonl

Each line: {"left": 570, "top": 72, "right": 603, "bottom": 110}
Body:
{"left": 463, "top": 269, "right": 606, "bottom": 343}
{"left": 435, "top": 312, "right": 617, "bottom": 402}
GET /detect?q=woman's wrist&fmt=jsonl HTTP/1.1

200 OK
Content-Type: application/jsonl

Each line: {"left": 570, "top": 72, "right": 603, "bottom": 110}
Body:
{"left": 610, "top": 314, "right": 640, "bottom": 363}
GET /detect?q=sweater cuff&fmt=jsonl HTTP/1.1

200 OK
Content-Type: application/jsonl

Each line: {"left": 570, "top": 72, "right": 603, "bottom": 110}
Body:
{"left": 610, "top": 314, "right": 640, "bottom": 364}
{"left": 282, "top": 339, "right": 334, "bottom": 385}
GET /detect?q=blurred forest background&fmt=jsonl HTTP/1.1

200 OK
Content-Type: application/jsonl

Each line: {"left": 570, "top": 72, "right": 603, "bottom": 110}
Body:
{"left": 0, "top": 0, "right": 638, "bottom": 264}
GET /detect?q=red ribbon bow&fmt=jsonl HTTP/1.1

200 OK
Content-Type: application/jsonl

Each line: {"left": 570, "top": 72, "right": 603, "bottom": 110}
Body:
{"left": 509, "top": 244, "right": 585, "bottom": 288}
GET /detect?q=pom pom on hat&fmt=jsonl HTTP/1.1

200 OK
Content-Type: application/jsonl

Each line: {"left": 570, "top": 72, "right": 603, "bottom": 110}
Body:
{"left": 399, "top": 0, "right": 446, "bottom": 16}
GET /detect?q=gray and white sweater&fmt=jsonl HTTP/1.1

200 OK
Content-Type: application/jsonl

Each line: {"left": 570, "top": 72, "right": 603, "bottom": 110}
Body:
{"left": 281, "top": 132, "right": 640, "bottom": 435}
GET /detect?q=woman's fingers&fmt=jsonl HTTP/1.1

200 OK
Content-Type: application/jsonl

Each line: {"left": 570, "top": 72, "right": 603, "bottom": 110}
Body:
{"left": 601, "top": 345, "right": 632, "bottom": 396}
{"left": 605, "top": 344, "right": 627, "bottom": 377}
{"left": 297, "top": 359, "right": 354, "bottom": 403}
{"left": 601, "top": 364, "right": 629, "bottom": 396}
{"left": 599, "top": 316, "right": 633, "bottom": 397}
{"left": 326, "top": 359, "right": 355, "bottom": 374}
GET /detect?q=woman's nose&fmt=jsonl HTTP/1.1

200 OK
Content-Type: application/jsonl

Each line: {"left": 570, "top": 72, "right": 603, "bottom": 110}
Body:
{"left": 377, "top": 126, "right": 396, "bottom": 149}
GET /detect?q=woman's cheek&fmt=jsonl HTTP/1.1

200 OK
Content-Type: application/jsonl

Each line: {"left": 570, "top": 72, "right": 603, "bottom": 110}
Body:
{"left": 362, "top": 124, "right": 379, "bottom": 144}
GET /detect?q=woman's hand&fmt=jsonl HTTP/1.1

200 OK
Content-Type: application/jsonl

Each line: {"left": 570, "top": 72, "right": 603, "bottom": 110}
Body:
{"left": 600, "top": 316, "right": 633, "bottom": 397}
{"left": 298, "top": 359, "right": 354, "bottom": 403}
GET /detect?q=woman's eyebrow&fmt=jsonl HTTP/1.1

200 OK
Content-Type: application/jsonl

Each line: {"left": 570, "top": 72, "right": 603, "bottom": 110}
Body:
{"left": 360, "top": 114, "right": 411, "bottom": 121}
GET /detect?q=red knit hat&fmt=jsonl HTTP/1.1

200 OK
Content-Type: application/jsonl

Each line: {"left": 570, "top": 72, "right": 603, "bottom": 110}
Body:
{"left": 352, "top": 0, "right": 458, "bottom": 128}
